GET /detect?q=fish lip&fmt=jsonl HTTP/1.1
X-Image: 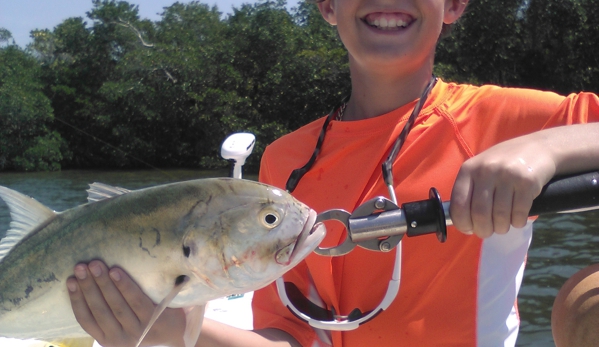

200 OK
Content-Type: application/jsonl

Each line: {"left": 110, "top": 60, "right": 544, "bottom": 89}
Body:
{"left": 276, "top": 209, "right": 325, "bottom": 266}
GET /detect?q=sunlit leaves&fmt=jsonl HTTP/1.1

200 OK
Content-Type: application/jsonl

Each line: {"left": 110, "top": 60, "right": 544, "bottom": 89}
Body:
{"left": 0, "top": 46, "right": 67, "bottom": 171}
{"left": 5, "top": 0, "right": 597, "bottom": 172}
{"left": 436, "top": 0, "right": 599, "bottom": 94}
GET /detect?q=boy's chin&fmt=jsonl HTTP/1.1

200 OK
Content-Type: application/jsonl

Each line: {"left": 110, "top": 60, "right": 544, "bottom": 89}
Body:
{"left": 350, "top": 46, "right": 428, "bottom": 70}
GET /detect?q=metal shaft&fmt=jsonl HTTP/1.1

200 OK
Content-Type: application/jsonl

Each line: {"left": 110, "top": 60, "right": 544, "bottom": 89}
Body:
{"left": 347, "top": 171, "right": 599, "bottom": 244}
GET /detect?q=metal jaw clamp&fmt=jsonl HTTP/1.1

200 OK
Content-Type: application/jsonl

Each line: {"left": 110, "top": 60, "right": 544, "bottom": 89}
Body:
{"left": 314, "top": 171, "right": 599, "bottom": 257}
{"left": 315, "top": 188, "right": 448, "bottom": 256}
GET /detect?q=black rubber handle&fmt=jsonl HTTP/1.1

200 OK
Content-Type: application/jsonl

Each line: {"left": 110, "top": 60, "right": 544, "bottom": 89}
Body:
{"left": 404, "top": 188, "right": 447, "bottom": 242}
{"left": 529, "top": 171, "right": 599, "bottom": 215}
{"left": 388, "top": 171, "right": 599, "bottom": 245}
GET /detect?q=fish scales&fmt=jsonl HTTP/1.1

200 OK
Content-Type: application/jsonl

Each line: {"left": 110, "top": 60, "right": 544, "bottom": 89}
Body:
{"left": 1, "top": 182, "right": 203, "bottom": 296}
{"left": 0, "top": 178, "right": 326, "bottom": 343}
{"left": 0, "top": 182, "right": 210, "bottom": 338}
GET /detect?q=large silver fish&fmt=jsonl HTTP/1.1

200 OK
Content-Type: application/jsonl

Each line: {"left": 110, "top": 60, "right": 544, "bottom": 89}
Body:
{"left": 0, "top": 178, "right": 325, "bottom": 347}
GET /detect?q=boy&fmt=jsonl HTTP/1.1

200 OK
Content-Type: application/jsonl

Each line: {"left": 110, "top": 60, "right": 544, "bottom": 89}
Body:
{"left": 67, "top": 0, "right": 599, "bottom": 346}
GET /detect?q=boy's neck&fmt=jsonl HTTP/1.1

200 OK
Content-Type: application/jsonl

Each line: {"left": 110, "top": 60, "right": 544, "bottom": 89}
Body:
{"left": 342, "top": 57, "right": 435, "bottom": 121}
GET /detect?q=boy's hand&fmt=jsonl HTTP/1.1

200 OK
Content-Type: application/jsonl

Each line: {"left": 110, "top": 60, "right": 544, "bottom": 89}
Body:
{"left": 67, "top": 260, "right": 186, "bottom": 347}
{"left": 449, "top": 135, "right": 556, "bottom": 238}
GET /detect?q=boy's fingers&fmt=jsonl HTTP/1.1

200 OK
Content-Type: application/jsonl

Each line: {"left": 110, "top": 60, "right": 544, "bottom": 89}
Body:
{"left": 492, "top": 185, "right": 514, "bottom": 234}
{"left": 67, "top": 267, "right": 107, "bottom": 342}
{"left": 469, "top": 180, "right": 494, "bottom": 238}
{"left": 68, "top": 262, "right": 163, "bottom": 347}
{"left": 511, "top": 188, "right": 534, "bottom": 228}
{"left": 450, "top": 172, "right": 474, "bottom": 234}
{"left": 88, "top": 261, "right": 142, "bottom": 333}
{"left": 108, "top": 267, "right": 187, "bottom": 346}
{"left": 108, "top": 267, "right": 156, "bottom": 322}
{"left": 75, "top": 262, "right": 122, "bottom": 336}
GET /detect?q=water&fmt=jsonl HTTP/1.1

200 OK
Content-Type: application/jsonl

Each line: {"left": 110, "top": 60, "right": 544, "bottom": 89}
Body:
{"left": 1, "top": 169, "right": 598, "bottom": 346}
{"left": 518, "top": 211, "right": 599, "bottom": 346}
{"left": 0, "top": 169, "right": 231, "bottom": 214}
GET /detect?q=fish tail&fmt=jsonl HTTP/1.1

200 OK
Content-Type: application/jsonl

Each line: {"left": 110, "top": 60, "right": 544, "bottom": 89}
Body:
{"left": 46, "top": 337, "right": 95, "bottom": 347}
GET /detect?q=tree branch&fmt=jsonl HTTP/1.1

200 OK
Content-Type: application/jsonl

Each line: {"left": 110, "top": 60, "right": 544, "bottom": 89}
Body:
{"left": 115, "top": 18, "right": 154, "bottom": 48}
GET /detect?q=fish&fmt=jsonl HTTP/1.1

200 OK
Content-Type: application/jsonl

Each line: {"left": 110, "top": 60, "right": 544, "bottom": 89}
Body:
{"left": 0, "top": 178, "right": 326, "bottom": 347}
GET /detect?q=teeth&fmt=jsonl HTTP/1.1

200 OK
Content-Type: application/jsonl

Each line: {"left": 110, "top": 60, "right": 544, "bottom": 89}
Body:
{"left": 366, "top": 17, "right": 409, "bottom": 30}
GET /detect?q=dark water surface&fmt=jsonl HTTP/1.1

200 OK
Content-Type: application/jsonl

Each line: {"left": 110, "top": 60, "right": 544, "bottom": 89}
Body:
{"left": 0, "top": 169, "right": 598, "bottom": 346}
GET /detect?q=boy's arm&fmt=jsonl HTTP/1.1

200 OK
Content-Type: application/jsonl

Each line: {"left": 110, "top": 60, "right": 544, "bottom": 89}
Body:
{"left": 67, "top": 260, "right": 300, "bottom": 347}
{"left": 200, "top": 320, "right": 301, "bottom": 347}
{"left": 450, "top": 123, "right": 599, "bottom": 238}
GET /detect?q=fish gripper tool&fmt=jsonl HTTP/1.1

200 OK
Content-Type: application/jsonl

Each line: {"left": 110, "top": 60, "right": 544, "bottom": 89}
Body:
{"left": 314, "top": 171, "right": 599, "bottom": 257}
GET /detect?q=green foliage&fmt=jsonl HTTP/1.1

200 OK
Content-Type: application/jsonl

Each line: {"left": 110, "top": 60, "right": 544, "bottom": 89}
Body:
{"left": 1, "top": 0, "right": 597, "bottom": 172}
{"left": 436, "top": 0, "right": 599, "bottom": 94}
{"left": 0, "top": 28, "right": 13, "bottom": 45}
{"left": 13, "top": 132, "right": 67, "bottom": 171}
{"left": 21, "top": 0, "right": 348, "bottom": 171}
{"left": 0, "top": 45, "right": 67, "bottom": 171}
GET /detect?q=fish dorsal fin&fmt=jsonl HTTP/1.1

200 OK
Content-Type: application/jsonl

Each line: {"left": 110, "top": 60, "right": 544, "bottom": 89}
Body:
{"left": 0, "top": 186, "right": 56, "bottom": 262}
{"left": 87, "top": 182, "right": 131, "bottom": 203}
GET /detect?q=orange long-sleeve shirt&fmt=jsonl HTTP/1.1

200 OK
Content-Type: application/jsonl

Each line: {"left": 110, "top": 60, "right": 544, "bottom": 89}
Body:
{"left": 253, "top": 80, "right": 599, "bottom": 346}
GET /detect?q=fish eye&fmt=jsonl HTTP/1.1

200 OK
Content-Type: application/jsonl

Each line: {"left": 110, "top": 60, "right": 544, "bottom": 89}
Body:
{"left": 265, "top": 214, "right": 278, "bottom": 225}
{"left": 260, "top": 209, "right": 281, "bottom": 228}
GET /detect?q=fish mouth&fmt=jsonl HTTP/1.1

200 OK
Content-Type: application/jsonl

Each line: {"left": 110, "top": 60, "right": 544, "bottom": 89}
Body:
{"left": 275, "top": 209, "right": 326, "bottom": 266}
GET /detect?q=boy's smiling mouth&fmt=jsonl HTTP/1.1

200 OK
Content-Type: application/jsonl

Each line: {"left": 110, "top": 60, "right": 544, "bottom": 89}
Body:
{"left": 364, "top": 12, "right": 413, "bottom": 30}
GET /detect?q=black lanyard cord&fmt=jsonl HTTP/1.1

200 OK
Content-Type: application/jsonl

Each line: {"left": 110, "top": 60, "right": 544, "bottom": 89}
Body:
{"left": 286, "top": 76, "right": 437, "bottom": 194}
{"left": 286, "top": 95, "right": 350, "bottom": 192}
{"left": 382, "top": 76, "right": 438, "bottom": 197}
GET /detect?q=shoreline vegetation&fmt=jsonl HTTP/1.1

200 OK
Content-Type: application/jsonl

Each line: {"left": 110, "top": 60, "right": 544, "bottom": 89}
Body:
{"left": 1, "top": 0, "right": 598, "bottom": 173}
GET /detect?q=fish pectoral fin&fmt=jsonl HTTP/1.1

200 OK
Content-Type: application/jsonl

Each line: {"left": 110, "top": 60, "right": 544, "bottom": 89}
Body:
{"left": 135, "top": 275, "right": 191, "bottom": 347}
{"left": 183, "top": 305, "right": 206, "bottom": 347}
{"left": 47, "top": 337, "right": 95, "bottom": 347}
